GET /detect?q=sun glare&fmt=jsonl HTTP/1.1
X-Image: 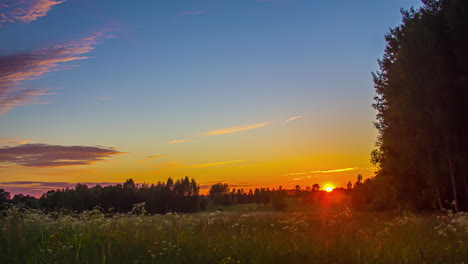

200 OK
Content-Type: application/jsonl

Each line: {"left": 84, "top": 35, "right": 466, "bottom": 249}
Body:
{"left": 325, "top": 186, "right": 334, "bottom": 192}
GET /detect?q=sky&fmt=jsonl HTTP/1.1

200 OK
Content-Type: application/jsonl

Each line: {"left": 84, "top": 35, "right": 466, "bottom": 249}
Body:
{"left": 0, "top": 0, "right": 422, "bottom": 197}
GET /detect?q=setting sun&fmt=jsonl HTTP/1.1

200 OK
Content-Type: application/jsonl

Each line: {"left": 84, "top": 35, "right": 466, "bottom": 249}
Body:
{"left": 325, "top": 186, "right": 334, "bottom": 192}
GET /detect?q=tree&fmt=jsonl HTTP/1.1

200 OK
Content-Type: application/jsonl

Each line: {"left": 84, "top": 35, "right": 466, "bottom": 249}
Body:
{"left": 209, "top": 183, "right": 231, "bottom": 205}
{"left": 0, "top": 188, "right": 10, "bottom": 207}
{"left": 354, "top": 174, "right": 363, "bottom": 188}
{"left": 312, "top": 184, "right": 320, "bottom": 192}
{"left": 372, "top": 0, "right": 468, "bottom": 211}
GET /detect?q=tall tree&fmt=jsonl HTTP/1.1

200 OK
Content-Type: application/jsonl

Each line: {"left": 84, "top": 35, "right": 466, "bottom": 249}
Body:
{"left": 372, "top": 0, "right": 468, "bottom": 211}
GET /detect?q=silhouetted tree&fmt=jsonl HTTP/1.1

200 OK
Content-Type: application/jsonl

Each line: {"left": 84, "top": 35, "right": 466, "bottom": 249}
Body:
{"left": 312, "top": 184, "right": 320, "bottom": 192}
{"left": 371, "top": 0, "right": 468, "bottom": 211}
{"left": 209, "top": 183, "right": 231, "bottom": 205}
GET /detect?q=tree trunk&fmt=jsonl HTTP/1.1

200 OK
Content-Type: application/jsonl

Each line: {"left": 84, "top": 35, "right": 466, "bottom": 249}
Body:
{"left": 436, "top": 187, "right": 443, "bottom": 212}
{"left": 448, "top": 158, "right": 459, "bottom": 212}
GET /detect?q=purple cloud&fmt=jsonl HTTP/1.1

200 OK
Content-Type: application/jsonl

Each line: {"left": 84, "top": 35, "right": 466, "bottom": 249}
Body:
{"left": 0, "top": 143, "right": 123, "bottom": 168}
{"left": 0, "top": 0, "right": 68, "bottom": 24}
{"left": 0, "top": 31, "right": 108, "bottom": 114}
{"left": 180, "top": 10, "right": 208, "bottom": 16}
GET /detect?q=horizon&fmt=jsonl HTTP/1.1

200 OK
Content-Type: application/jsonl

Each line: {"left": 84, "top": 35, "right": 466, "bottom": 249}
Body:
{"left": 1, "top": 0, "right": 421, "bottom": 198}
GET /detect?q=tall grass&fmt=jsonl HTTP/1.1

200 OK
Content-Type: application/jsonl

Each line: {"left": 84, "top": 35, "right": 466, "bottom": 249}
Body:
{"left": 0, "top": 204, "right": 467, "bottom": 263}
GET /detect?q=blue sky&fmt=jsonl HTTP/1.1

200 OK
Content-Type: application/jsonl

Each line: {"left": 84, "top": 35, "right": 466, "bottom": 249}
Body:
{"left": 0, "top": 0, "right": 422, "bottom": 196}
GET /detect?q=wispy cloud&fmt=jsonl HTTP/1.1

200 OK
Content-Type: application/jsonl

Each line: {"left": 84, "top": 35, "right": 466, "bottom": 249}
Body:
{"left": 95, "top": 96, "right": 110, "bottom": 101}
{"left": 0, "top": 31, "right": 109, "bottom": 114}
{"left": 168, "top": 140, "right": 186, "bottom": 144}
{"left": 180, "top": 10, "right": 208, "bottom": 15}
{"left": 200, "top": 122, "right": 269, "bottom": 136}
{"left": 311, "top": 167, "right": 358, "bottom": 173}
{"left": 256, "top": 0, "right": 292, "bottom": 2}
{"left": 148, "top": 155, "right": 169, "bottom": 159}
{"left": 136, "top": 155, "right": 169, "bottom": 162}
{"left": 184, "top": 160, "right": 244, "bottom": 168}
{"left": 283, "top": 167, "right": 358, "bottom": 176}
{"left": 0, "top": 137, "right": 30, "bottom": 145}
{"left": 286, "top": 115, "right": 303, "bottom": 122}
{"left": 0, "top": 0, "right": 68, "bottom": 24}
{"left": 0, "top": 143, "right": 123, "bottom": 168}
{"left": 292, "top": 176, "right": 313, "bottom": 181}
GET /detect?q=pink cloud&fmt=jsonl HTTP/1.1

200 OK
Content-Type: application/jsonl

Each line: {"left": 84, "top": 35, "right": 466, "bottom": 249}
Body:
{"left": 0, "top": 143, "right": 124, "bottom": 168}
{"left": 0, "top": 31, "right": 109, "bottom": 114}
{"left": 0, "top": 0, "right": 68, "bottom": 24}
{"left": 180, "top": 10, "right": 208, "bottom": 15}
{"left": 0, "top": 137, "right": 30, "bottom": 145}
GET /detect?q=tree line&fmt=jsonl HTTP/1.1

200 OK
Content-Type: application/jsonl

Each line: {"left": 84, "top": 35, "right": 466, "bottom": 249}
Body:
{"left": 0, "top": 177, "right": 202, "bottom": 214}
{"left": 1, "top": 178, "right": 360, "bottom": 213}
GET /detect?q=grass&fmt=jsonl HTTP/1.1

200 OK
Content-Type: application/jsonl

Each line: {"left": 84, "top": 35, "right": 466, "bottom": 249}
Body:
{"left": 0, "top": 203, "right": 467, "bottom": 264}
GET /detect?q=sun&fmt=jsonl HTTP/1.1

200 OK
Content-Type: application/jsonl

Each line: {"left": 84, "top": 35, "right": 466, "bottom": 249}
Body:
{"left": 325, "top": 186, "right": 334, "bottom": 192}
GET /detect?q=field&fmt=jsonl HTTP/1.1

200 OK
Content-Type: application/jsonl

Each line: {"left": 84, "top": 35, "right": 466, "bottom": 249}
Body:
{"left": 0, "top": 203, "right": 467, "bottom": 264}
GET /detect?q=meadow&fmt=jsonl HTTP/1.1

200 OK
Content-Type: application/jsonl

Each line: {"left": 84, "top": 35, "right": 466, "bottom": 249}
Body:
{"left": 0, "top": 203, "right": 467, "bottom": 264}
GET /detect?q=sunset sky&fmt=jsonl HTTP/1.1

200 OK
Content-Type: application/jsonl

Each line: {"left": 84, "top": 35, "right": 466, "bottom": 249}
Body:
{"left": 0, "top": 0, "right": 421, "bottom": 196}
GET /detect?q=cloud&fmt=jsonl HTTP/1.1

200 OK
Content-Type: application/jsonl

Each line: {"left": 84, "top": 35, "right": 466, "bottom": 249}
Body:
{"left": 0, "top": 0, "right": 68, "bottom": 24}
{"left": 0, "top": 31, "right": 108, "bottom": 114}
{"left": 180, "top": 10, "right": 207, "bottom": 15}
{"left": 136, "top": 155, "right": 169, "bottom": 162}
{"left": 168, "top": 140, "right": 186, "bottom": 144}
{"left": 0, "top": 143, "right": 123, "bottom": 168}
{"left": 256, "top": 0, "right": 292, "bottom": 2}
{"left": 286, "top": 115, "right": 303, "bottom": 122}
{"left": 283, "top": 167, "right": 358, "bottom": 176}
{"left": 184, "top": 160, "right": 244, "bottom": 168}
{"left": 200, "top": 122, "right": 269, "bottom": 136}
{"left": 95, "top": 96, "right": 110, "bottom": 101}
{"left": 148, "top": 155, "right": 169, "bottom": 159}
{"left": 291, "top": 176, "right": 313, "bottom": 181}
{"left": 0, "top": 137, "right": 30, "bottom": 145}
{"left": 310, "top": 167, "right": 358, "bottom": 173}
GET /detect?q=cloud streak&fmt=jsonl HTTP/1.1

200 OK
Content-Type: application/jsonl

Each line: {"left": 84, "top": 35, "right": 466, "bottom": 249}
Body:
{"left": 200, "top": 122, "right": 269, "bottom": 136}
{"left": 0, "top": 31, "right": 108, "bottom": 114}
{"left": 286, "top": 115, "right": 303, "bottom": 122}
{"left": 284, "top": 167, "right": 358, "bottom": 176}
{"left": 0, "top": 143, "right": 123, "bottom": 168}
{"left": 180, "top": 10, "right": 207, "bottom": 15}
{"left": 136, "top": 155, "right": 169, "bottom": 162}
{"left": 184, "top": 160, "right": 244, "bottom": 168}
{"left": 95, "top": 96, "right": 110, "bottom": 101}
{"left": 0, "top": 0, "right": 68, "bottom": 24}
{"left": 168, "top": 140, "right": 186, "bottom": 144}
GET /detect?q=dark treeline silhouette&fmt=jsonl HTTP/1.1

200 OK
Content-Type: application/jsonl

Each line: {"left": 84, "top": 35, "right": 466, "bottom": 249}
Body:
{"left": 1, "top": 180, "right": 358, "bottom": 213}
{"left": 364, "top": 0, "right": 468, "bottom": 211}
{"left": 0, "top": 177, "right": 202, "bottom": 214}
{"left": 208, "top": 183, "right": 289, "bottom": 211}
{"left": 208, "top": 182, "right": 354, "bottom": 211}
